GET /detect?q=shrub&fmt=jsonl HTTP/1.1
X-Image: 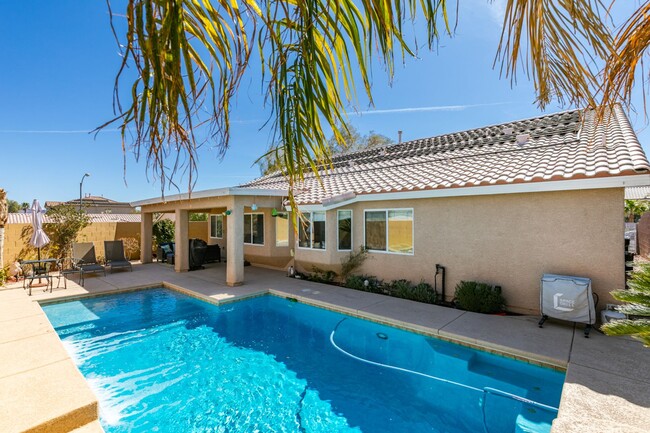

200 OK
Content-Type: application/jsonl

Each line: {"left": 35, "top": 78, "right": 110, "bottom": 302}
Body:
{"left": 411, "top": 281, "right": 437, "bottom": 304}
{"left": 454, "top": 281, "right": 505, "bottom": 314}
{"left": 387, "top": 279, "right": 412, "bottom": 298}
{"left": 345, "top": 275, "right": 382, "bottom": 293}
{"left": 385, "top": 279, "right": 437, "bottom": 304}
{"left": 340, "top": 247, "right": 369, "bottom": 280}
{"left": 153, "top": 219, "right": 175, "bottom": 246}
{"left": 120, "top": 237, "right": 140, "bottom": 260}
{"left": 308, "top": 266, "right": 337, "bottom": 284}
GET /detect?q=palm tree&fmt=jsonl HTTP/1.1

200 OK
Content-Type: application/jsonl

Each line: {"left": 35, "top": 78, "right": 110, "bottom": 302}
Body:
{"left": 0, "top": 189, "right": 7, "bottom": 270}
{"left": 602, "top": 264, "right": 650, "bottom": 347}
{"left": 625, "top": 200, "right": 649, "bottom": 222}
{"left": 102, "top": 1, "right": 646, "bottom": 208}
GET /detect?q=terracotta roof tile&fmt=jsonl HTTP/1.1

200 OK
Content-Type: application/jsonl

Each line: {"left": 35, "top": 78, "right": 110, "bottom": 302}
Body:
{"left": 240, "top": 107, "right": 650, "bottom": 204}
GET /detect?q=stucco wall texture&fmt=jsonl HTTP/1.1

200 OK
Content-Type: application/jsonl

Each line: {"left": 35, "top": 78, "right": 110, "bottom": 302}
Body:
{"left": 295, "top": 188, "right": 625, "bottom": 315}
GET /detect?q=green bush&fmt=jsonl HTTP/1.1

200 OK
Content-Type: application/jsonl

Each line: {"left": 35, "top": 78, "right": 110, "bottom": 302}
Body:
{"left": 345, "top": 275, "right": 382, "bottom": 293}
{"left": 410, "top": 281, "right": 437, "bottom": 304}
{"left": 385, "top": 279, "right": 437, "bottom": 304}
{"left": 454, "top": 281, "right": 505, "bottom": 314}
{"left": 387, "top": 279, "right": 412, "bottom": 298}
{"left": 307, "top": 266, "right": 337, "bottom": 284}
{"left": 153, "top": 219, "right": 175, "bottom": 246}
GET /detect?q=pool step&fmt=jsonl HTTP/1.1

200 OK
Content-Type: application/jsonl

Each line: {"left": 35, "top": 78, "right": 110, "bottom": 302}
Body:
{"left": 514, "top": 409, "right": 553, "bottom": 433}
{"left": 428, "top": 340, "right": 476, "bottom": 369}
{"left": 69, "top": 421, "right": 105, "bottom": 433}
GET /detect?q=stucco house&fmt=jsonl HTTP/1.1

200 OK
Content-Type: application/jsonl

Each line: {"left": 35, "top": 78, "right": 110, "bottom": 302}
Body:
{"left": 133, "top": 107, "right": 650, "bottom": 314}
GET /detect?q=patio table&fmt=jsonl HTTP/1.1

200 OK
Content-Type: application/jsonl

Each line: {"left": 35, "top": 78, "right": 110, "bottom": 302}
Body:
{"left": 20, "top": 258, "right": 57, "bottom": 296}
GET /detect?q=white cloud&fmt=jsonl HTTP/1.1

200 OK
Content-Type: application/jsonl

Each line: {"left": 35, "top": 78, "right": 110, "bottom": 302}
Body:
{"left": 347, "top": 101, "right": 511, "bottom": 116}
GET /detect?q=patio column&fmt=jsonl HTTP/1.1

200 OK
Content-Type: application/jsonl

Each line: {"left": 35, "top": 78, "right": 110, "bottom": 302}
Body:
{"left": 140, "top": 212, "right": 153, "bottom": 264}
{"left": 226, "top": 199, "right": 244, "bottom": 286}
{"left": 174, "top": 209, "right": 190, "bottom": 272}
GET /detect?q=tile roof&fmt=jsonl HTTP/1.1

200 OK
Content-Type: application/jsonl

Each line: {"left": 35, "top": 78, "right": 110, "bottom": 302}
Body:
{"left": 7, "top": 213, "right": 142, "bottom": 224}
{"left": 240, "top": 106, "right": 650, "bottom": 204}
{"left": 625, "top": 186, "right": 650, "bottom": 200}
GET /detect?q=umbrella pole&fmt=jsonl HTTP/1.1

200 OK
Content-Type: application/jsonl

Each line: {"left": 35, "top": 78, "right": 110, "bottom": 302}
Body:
{"left": 37, "top": 248, "right": 41, "bottom": 284}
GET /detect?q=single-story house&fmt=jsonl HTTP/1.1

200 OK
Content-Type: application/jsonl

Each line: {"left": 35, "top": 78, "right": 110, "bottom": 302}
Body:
{"left": 132, "top": 107, "right": 650, "bottom": 314}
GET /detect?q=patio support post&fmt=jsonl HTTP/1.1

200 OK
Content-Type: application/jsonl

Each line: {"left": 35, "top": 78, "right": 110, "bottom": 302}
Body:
{"left": 141, "top": 212, "right": 153, "bottom": 264}
{"left": 226, "top": 199, "right": 244, "bottom": 286}
{"left": 174, "top": 208, "right": 190, "bottom": 272}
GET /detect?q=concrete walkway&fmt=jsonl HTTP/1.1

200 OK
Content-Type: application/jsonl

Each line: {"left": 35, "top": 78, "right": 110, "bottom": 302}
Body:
{"left": 1, "top": 262, "right": 648, "bottom": 432}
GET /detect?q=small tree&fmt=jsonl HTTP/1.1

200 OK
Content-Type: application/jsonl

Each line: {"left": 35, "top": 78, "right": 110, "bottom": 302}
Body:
{"left": 7, "top": 199, "right": 20, "bottom": 213}
{"left": 153, "top": 219, "right": 175, "bottom": 246}
{"left": 44, "top": 205, "right": 91, "bottom": 259}
{"left": 602, "top": 264, "right": 650, "bottom": 347}
{"left": 189, "top": 213, "right": 208, "bottom": 222}
{"left": 625, "top": 200, "right": 649, "bottom": 223}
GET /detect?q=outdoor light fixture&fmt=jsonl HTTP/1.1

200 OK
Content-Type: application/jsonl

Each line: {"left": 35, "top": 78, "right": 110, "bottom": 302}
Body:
{"left": 251, "top": 204, "right": 258, "bottom": 211}
{"left": 271, "top": 208, "right": 278, "bottom": 217}
{"left": 79, "top": 173, "right": 90, "bottom": 211}
{"left": 222, "top": 209, "right": 232, "bottom": 216}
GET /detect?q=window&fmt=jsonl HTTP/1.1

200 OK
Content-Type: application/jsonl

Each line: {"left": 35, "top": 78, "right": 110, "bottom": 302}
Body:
{"left": 244, "top": 213, "right": 264, "bottom": 245}
{"left": 209, "top": 214, "right": 223, "bottom": 239}
{"left": 337, "top": 210, "right": 352, "bottom": 250}
{"left": 364, "top": 209, "right": 413, "bottom": 254}
{"left": 298, "top": 211, "right": 326, "bottom": 249}
{"left": 275, "top": 213, "right": 289, "bottom": 247}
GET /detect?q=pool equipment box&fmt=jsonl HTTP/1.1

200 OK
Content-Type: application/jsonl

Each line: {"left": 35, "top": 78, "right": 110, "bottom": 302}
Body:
{"left": 538, "top": 274, "right": 596, "bottom": 337}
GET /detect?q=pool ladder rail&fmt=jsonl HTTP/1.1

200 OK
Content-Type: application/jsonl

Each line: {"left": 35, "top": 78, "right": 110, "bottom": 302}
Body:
{"left": 329, "top": 318, "right": 559, "bottom": 433}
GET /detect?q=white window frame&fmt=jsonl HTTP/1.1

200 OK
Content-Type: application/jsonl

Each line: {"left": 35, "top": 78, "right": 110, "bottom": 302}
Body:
{"left": 244, "top": 212, "right": 265, "bottom": 246}
{"left": 336, "top": 209, "right": 353, "bottom": 251}
{"left": 275, "top": 213, "right": 289, "bottom": 247}
{"left": 209, "top": 214, "right": 224, "bottom": 239}
{"left": 297, "top": 211, "right": 327, "bottom": 251}
{"left": 363, "top": 208, "right": 414, "bottom": 255}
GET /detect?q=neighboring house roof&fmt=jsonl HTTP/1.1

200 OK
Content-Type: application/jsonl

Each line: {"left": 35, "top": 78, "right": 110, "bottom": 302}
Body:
{"left": 240, "top": 106, "right": 650, "bottom": 205}
{"left": 625, "top": 186, "right": 650, "bottom": 200}
{"left": 45, "top": 196, "right": 134, "bottom": 211}
{"left": 7, "top": 213, "right": 142, "bottom": 224}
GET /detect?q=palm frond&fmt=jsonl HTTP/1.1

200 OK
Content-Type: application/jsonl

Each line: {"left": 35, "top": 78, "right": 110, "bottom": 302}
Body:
{"left": 101, "top": 0, "right": 453, "bottom": 207}
{"left": 601, "top": 2, "right": 650, "bottom": 116}
{"left": 496, "top": 0, "right": 613, "bottom": 109}
{"left": 602, "top": 319, "right": 650, "bottom": 347}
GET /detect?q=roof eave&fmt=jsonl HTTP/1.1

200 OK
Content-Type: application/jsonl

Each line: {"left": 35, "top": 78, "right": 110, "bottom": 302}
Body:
{"left": 131, "top": 187, "right": 288, "bottom": 207}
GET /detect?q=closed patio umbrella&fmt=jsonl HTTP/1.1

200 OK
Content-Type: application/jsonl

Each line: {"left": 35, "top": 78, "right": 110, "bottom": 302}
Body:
{"left": 30, "top": 199, "right": 50, "bottom": 261}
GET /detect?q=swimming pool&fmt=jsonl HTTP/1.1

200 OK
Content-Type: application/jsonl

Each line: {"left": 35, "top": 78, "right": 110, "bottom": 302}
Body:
{"left": 43, "top": 288, "right": 565, "bottom": 433}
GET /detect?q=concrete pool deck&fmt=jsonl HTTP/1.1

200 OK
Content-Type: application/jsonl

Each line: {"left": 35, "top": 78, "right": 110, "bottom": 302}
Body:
{"left": 1, "top": 262, "right": 648, "bottom": 432}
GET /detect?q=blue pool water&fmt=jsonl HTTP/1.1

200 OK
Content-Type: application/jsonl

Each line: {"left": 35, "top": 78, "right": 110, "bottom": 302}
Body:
{"left": 43, "top": 289, "right": 565, "bottom": 433}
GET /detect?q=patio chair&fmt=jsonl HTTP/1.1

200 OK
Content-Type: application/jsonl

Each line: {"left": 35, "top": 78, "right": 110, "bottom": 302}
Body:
{"left": 72, "top": 242, "right": 106, "bottom": 284}
{"left": 104, "top": 240, "right": 133, "bottom": 273}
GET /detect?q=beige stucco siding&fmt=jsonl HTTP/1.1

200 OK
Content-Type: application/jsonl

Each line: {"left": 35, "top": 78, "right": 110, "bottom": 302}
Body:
{"left": 295, "top": 188, "right": 625, "bottom": 314}
{"left": 203, "top": 206, "right": 294, "bottom": 269}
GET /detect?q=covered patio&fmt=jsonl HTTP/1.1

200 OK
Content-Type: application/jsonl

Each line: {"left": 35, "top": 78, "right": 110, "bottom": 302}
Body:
{"left": 132, "top": 187, "right": 289, "bottom": 286}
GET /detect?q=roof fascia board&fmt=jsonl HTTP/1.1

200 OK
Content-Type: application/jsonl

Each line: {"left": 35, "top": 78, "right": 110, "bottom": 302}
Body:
{"left": 298, "top": 174, "right": 650, "bottom": 211}
{"left": 131, "top": 188, "right": 288, "bottom": 207}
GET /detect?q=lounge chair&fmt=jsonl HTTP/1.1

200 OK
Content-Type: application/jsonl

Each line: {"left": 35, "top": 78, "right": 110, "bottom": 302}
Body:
{"left": 104, "top": 240, "right": 133, "bottom": 273}
{"left": 56, "top": 257, "right": 83, "bottom": 289}
{"left": 72, "top": 242, "right": 106, "bottom": 284}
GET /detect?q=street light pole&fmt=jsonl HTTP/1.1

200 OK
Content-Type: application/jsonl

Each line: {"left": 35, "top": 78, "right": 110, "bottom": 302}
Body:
{"left": 79, "top": 173, "right": 90, "bottom": 211}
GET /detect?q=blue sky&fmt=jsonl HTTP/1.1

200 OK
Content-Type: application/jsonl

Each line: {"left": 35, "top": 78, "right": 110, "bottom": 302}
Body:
{"left": 1, "top": 1, "right": 647, "bottom": 205}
